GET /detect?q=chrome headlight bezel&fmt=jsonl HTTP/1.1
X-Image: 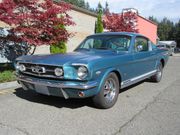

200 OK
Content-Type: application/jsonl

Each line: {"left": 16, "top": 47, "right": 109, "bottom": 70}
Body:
{"left": 19, "top": 64, "right": 26, "bottom": 72}
{"left": 15, "top": 62, "right": 20, "bottom": 70}
{"left": 77, "top": 66, "right": 88, "bottom": 80}
{"left": 54, "top": 67, "right": 64, "bottom": 77}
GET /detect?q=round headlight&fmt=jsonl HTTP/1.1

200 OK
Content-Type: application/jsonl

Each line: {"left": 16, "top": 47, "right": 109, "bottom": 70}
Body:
{"left": 19, "top": 64, "right": 26, "bottom": 72}
{"left": 54, "top": 68, "right": 63, "bottom": 76}
{"left": 77, "top": 66, "right": 88, "bottom": 79}
{"left": 15, "top": 62, "right": 20, "bottom": 70}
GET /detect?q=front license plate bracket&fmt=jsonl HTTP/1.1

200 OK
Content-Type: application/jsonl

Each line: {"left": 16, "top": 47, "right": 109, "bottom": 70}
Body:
{"left": 35, "top": 84, "right": 50, "bottom": 95}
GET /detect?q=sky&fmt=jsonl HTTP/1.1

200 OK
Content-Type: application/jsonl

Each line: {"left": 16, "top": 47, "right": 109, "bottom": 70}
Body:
{"left": 85, "top": 0, "right": 180, "bottom": 22}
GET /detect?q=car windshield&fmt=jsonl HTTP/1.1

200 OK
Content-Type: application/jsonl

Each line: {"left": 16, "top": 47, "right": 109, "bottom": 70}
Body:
{"left": 76, "top": 35, "right": 131, "bottom": 52}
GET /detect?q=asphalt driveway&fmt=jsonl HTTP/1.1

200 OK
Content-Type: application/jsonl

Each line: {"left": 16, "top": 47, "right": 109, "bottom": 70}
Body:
{"left": 0, "top": 57, "right": 180, "bottom": 135}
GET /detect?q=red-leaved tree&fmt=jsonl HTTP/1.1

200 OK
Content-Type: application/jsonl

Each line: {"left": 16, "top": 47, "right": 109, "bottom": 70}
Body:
{"left": 104, "top": 11, "right": 138, "bottom": 32}
{"left": 0, "top": 0, "right": 74, "bottom": 49}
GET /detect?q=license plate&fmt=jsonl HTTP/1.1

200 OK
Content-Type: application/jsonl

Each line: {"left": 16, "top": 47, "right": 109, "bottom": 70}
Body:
{"left": 35, "top": 84, "right": 50, "bottom": 95}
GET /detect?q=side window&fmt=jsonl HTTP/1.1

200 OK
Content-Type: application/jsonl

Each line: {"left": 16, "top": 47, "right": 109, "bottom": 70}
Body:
{"left": 135, "top": 37, "right": 149, "bottom": 52}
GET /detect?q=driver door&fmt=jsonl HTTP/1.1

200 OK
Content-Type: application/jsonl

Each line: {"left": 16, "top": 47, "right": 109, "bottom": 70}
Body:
{"left": 132, "top": 36, "right": 157, "bottom": 77}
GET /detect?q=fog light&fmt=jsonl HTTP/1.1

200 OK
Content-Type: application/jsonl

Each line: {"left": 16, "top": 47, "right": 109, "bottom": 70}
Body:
{"left": 78, "top": 91, "right": 85, "bottom": 97}
{"left": 54, "top": 68, "right": 63, "bottom": 76}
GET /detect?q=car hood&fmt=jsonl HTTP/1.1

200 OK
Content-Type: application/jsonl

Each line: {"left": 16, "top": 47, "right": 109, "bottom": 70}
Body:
{"left": 16, "top": 50, "right": 126, "bottom": 66}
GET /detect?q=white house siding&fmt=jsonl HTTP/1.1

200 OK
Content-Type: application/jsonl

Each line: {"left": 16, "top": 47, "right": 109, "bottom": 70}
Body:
{"left": 66, "top": 10, "right": 96, "bottom": 52}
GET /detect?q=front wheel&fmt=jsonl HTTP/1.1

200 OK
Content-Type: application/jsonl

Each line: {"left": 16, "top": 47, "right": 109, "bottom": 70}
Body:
{"left": 151, "top": 63, "right": 163, "bottom": 82}
{"left": 92, "top": 72, "right": 119, "bottom": 109}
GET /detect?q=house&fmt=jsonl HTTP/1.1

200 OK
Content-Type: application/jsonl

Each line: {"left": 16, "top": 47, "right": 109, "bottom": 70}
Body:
{"left": 137, "top": 15, "right": 158, "bottom": 44}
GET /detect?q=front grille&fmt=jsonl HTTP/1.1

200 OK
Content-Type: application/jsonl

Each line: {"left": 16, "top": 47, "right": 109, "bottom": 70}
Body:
{"left": 19, "top": 62, "right": 64, "bottom": 79}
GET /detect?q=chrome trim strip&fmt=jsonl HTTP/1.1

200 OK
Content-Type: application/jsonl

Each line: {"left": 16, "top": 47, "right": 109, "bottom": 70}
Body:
{"left": 130, "top": 70, "right": 157, "bottom": 82}
{"left": 17, "top": 75, "right": 98, "bottom": 90}
{"left": 121, "top": 70, "right": 157, "bottom": 88}
{"left": 23, "top": 71, "right": 64, "bottom": 79}
{"left": 71, "top": 63, "right": 88, "bottom": 66}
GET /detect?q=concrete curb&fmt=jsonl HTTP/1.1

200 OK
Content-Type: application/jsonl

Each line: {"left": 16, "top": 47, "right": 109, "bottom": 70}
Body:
{"left": 0, "top": 81, "right": 20, "bottom": 90}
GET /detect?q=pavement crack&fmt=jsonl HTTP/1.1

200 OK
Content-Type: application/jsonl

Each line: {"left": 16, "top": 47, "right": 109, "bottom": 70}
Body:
{"left": 0, "top": 122, "right": 30, "bottom": 135}
{"left": 112, "top": 101, "right": 152, "bottom": 135}
{"left": 112, "top": 79, "right": 180, "bottom": 135}
{"left": 156, "top": 98, "right": 177, "bottom": 105}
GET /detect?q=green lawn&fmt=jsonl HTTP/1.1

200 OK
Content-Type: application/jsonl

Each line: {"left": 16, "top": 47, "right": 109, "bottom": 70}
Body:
{"left": 0, "top": 63, "right": 16, "bottom": 83}
{"left": 0, "top": 70, "right": 16, "bottom": 83}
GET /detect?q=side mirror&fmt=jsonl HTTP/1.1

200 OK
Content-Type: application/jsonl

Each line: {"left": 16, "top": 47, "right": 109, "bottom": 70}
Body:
{"left": 137, "top": 45, "right": 143, "bottom": 52}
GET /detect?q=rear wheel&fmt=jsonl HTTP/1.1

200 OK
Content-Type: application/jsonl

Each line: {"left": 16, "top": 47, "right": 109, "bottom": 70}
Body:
{"left": 151, "top": 63, "right": 163, "bottom": 82}
{"left": 93, "top": 72, "right": 119, "bottom": 109}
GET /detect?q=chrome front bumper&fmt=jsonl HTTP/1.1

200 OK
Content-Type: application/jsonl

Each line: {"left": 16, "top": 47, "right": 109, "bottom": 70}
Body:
{"left": 17, "top": 74, "right": 98, "bottom": 90}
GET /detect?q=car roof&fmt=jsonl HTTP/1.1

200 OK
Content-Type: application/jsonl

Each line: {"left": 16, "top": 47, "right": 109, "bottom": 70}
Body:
{"left": 88, "top": 32, "right": 144, "bottom": 37}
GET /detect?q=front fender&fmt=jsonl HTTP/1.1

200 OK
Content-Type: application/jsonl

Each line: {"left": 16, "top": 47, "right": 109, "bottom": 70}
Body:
{"left": 95, "top": 67, "right": 121, "bottom": 95}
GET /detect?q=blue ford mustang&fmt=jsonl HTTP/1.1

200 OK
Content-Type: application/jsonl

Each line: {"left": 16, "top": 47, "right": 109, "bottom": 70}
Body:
{"left": 15, "top": 32, "right": 169, "bottom": 109}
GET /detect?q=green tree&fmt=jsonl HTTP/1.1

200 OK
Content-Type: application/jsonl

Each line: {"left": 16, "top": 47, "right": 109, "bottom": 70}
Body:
{"left": 103, "top": 1, "right": 109, "bottom": 14}
{"left": 158, "top": 17, "right": 174, "bottom": 41}
{"left": 175, "top": 20, "right": 180, "bottom": 47}
{"left": 96, "top": 2, "right": 103, "bottom": 13}
{"left": 95, "top": 2, "right": 104, "bottom": 33}
{"left": 85, "top": 2, "right": 90, "bottom": 10}
{"left": 78, "top": 0, "right": 86, "bottom": 8}
{"left": 62, "top": 0, "right": 78, "bottom": 5}
{"left": 62, "top": 0, "right": 86, "bottom": 9}
{"left": 168, "top": 24, "right": 177, "bottom": 41}
{"left": 148, "top": 16, "right": 159, "bottom": 24}
{"left": 148, "top": 16, "right": 180, "bottom": 47}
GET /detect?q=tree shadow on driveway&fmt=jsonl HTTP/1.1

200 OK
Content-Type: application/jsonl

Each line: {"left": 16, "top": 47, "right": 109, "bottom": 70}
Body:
{"left": 13, "top": 88, "right": 94, "bottom": 109}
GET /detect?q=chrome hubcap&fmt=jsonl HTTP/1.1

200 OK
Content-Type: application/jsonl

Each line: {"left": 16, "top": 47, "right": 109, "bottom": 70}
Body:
{"left": 104, "top": 78, "right": 116, "bottom": 102}
{"left": 157, "top": 66, "right": 162, "bottom": 79}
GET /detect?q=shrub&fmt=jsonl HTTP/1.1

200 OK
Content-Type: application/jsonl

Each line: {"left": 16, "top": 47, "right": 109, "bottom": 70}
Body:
{"left": 50, "top": 41, "right": 67, "bottom": 54}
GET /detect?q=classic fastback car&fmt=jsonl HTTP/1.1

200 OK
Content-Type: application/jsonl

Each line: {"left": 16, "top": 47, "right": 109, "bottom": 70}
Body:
{"left": 15, "top": 32, "right": 169, "bottom": 109}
